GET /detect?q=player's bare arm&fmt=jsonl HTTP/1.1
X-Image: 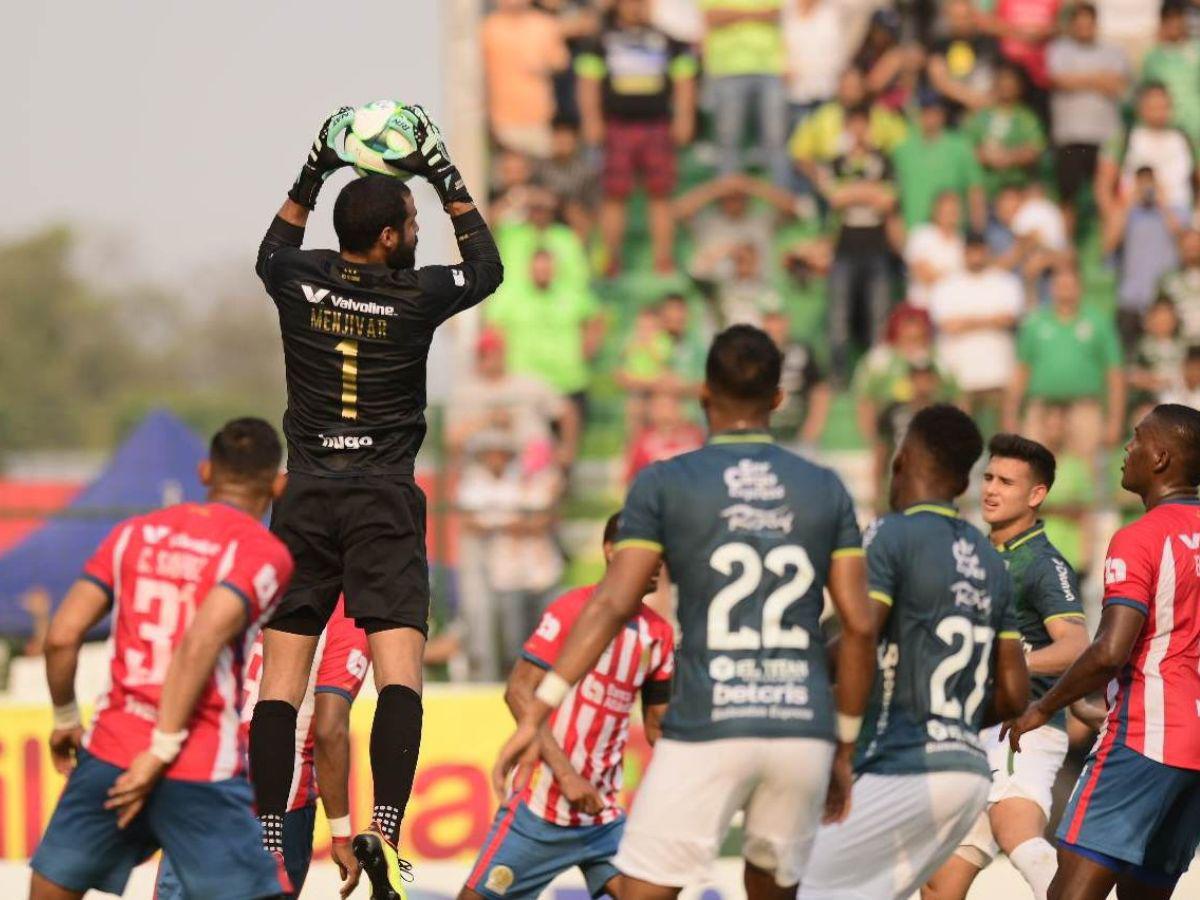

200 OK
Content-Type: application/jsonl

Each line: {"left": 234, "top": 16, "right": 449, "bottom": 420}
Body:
{"left": 505, "top": 658, "right": 603, "bottom": 815}
{"left": 1004, "top": 604, "right": 1144, "bottom": 749}
{"left": 1025, "top": 615, "right": 1088, "bottom": 678}
{"left": 642, "top": 702, "right": 668, "bottom": 747}
{"left": 104, "top": 585, "right": 249, "bottom": 828}
{"left": 492, "top": 546, "right": 660, "bottom": 794}
{"left": 314, "top": 691, "right": 362, "bottom": 898}
{"left": 824, "top": 553, "right": 878, "bottom": 824}
{"left": 42, "top": 580, "right": 111, "bottom": 774}
{"left": 981, "top": 637, "right": 1030, "bottom": 728}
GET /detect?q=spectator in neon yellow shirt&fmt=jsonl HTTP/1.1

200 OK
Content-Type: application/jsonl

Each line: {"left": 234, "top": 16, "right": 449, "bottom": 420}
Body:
{"left": 701, "top": 1, "right": 791, "bottom": 184}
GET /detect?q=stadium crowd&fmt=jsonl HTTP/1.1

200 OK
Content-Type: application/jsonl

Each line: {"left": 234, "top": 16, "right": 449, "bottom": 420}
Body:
{"left": 444, "top": 0, "right": 1200, "bottom": 679}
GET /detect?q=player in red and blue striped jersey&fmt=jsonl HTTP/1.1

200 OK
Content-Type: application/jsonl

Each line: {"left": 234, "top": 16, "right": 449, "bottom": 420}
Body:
{"left": 155, "top": 597, "right": 371, "bottom": 898}
{"left": 461, "top": 512, "right": 674, "bottom": 900}
{"left": 1006, "top": 404, "right": 1200, "bottom": 899}
{"left": 30, "top": 419, "right": 294, "bottom": 900}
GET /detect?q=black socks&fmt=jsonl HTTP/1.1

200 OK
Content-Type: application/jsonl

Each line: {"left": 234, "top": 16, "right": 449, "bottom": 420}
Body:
{"left": 370, "top": 684, "right": 423, "bottom": 844}
{"left": 249, "top": 699, "right": 298, "bottom": 853}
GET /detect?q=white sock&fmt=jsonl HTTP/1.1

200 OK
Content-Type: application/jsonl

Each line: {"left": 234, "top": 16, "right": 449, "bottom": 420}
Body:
{"left": 1009, "top": 837, "right": 1057, "bottom": 900}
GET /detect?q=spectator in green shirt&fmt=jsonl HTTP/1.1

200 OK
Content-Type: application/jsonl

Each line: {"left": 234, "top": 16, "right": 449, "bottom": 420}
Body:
{"left": 485, "top": 249, "right": 606, "bottom": 409}
{"left": 891, "top": 88, "right": 987, "bottom": 231}
{"left": 494, "top": 187, "right": 592, "bottom": 293}
{"left": 962, "top": 60, "right": 1046, "bottom": 197}
{"left": 1141, "top": 2, "right": 1200, "bottom": 147}
{"left": 701, "top": 0, "right": 790, "bottom": 185}
{"left": 1004, "top": 263, "right": 1126, "bottom": 461}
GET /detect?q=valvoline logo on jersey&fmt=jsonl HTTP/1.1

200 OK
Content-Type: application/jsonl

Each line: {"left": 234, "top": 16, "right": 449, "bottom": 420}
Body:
{"left": 301, "top": 284, "right": 396, "bottom": 317}
{"left": 320, "top": 433, "right": 375, "bottom": 450}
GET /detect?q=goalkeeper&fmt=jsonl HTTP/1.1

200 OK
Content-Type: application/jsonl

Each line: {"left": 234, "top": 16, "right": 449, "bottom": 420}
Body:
{"left": 248, "top": 104, "right": 502, "bottom": 900}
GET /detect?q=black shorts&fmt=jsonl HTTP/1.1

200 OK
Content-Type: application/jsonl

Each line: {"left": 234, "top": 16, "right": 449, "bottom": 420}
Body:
{"left": 1054, "top": 143, "right": 1099, "bottom": 205}
{"left": 268, "top": 472, "right": 429, "bottom": 636}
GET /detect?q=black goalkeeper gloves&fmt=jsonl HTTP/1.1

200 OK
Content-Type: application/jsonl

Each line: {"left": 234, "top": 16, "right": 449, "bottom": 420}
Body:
{"left": 288, "top": 107, "right": 354, "bottom": 210}
{"left": 394, "top": 104, "right": 473, "bottom": 208}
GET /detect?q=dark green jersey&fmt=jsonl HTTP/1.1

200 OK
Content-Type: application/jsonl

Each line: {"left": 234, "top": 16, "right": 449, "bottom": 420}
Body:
{"left": 998, "top": 520, "right": 1085, "bottom": 728}
{"left": 618, "top": 431, "right": 862, "bottom": 742}
{"left": 857, "top": 503, "right": 1019, "bottom": 777}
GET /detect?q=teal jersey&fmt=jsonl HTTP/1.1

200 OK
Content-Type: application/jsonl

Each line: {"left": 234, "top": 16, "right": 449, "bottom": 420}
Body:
{"left": 998, "top": 520, "right": 1085, "bottom": 729}
{"left": 618, "top": 430, "right": 862, "bottom": 743}
{"left": 857, "top": 503, "right": 1019, "bottom": 777}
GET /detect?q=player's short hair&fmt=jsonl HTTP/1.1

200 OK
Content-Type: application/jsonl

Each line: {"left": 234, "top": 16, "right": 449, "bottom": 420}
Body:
{"left": 988, "top": 433, "right": 1056, "bottom": 490}
{"left": 906, "top": 404, "right": 983, "bottom": 490}
{"left": 209, "top": 418, "right": 282, "bottom": 482}
{"left": 705, "top": 325, "right": 782, "bottom": 405}
{"left": 1152, "top": 403, "right": 1200, "bottom": 486}
{"left": 333, "top": 175, "right": 413, "bottom": 253}
{"left": 603, "top": 511, "right": 622, "bottom": 546}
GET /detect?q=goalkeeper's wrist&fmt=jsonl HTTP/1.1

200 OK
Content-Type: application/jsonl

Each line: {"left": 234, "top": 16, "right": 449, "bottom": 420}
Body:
{"left": 288, "top": 167, "right": 325, "bottom": 210}
{"left": 429, "top": 164, "right": 473, "bottom": 208}
{"left": 53, "top": 701, "right": 81, "bottom": 730}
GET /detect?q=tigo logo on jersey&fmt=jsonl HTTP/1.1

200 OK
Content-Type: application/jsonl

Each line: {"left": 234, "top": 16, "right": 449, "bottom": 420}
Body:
{"left": 319, "top": 433, "right": 375, "bottom": 450}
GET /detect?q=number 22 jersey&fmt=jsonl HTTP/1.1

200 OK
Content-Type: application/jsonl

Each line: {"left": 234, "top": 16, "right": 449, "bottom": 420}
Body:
{"left": 616, "top": 431, "right": 862, "bottom": 743}
{"left": 81, "top": 502, "right": 294, "bottom": 781}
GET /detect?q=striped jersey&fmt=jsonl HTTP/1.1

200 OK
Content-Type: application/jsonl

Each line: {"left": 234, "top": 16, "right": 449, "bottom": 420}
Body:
{"left": 240, "top": 598, "right": 370, "bottom": 811}
{"left": 1099, "top": 496, "right": 1200, "bottom": 770}
{"left": 520, "top": 585, "right": 675, "bottom": 826}
{"left": 81, "top": 502, "right": 293, "bottom": 781}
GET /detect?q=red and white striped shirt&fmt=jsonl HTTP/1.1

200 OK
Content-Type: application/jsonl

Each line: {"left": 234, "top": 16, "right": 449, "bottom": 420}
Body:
{"left": 82, "top": 502, "right": 293, "bottom": 781}
{"left": 1100, "top": 497, "right": 1200, "bottom": 770}
{"left": 240, "top": 598, "right": 370, "bottom": 811}
{"left": 520, "top": 585, "right": 675, "bottom": 826}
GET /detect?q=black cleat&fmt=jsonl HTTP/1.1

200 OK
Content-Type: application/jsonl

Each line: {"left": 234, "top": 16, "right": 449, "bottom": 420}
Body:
{"left": 352, "top": 825, "right": 412, "bottom": 900}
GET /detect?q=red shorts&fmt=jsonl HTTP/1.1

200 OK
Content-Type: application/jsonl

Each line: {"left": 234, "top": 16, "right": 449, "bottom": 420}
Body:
{"left": 602, "top": 119, "right": 677, "bottom": 199}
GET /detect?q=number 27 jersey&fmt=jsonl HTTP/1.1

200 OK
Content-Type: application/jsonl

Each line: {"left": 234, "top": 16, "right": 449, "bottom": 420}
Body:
{"left": 617, "top": 432, "right": 862, "bottom": 743}
{"left": 857, "top": 504, "right": 1018, "bottom": 777}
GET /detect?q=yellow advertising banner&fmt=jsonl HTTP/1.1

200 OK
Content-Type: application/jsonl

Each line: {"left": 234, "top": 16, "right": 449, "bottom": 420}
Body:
{"left": 0, "top": 686, "right": 654, "bottom": 863}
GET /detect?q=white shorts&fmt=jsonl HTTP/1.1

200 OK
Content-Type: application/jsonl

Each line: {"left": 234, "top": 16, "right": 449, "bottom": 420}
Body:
{"left": 957, "top": 723, "right": 1069, "bottom": 863}
{"left": 798, "top": 770, "right": 990, "bottom": 900}
{"left": 614, "top": 736, "right": 835, "bottom": 888}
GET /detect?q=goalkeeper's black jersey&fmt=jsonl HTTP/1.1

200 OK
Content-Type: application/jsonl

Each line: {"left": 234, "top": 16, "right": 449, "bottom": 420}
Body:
{"left": 256, "top": 209, "right": 503, "bottom": 477}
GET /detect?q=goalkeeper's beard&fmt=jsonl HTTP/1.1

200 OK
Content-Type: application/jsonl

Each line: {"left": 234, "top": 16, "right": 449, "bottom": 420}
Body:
{"left": 387, "top": 238, "right": 416, "bottom": 270}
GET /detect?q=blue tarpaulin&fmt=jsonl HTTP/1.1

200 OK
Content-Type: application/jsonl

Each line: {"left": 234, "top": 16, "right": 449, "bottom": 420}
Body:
{"left": 0, "top": 410, "right": 206, "bottom": 635}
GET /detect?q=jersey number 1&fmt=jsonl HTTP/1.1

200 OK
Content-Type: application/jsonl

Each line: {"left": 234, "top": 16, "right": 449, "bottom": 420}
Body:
{"left": 335, "top": 340, "right": 358, "bottom": 420}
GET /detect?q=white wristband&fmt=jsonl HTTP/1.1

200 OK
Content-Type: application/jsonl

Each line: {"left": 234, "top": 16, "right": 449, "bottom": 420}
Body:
{"left": 149, "top": 728, "right": 188, "bottom": 764}
{"left": 52, "top": 701, "right": 81, "bottom": 730}
{"left": 836, "top": 713, "right": 862, "bottom": 744}
{"left": 328, "top": 814, "right": 351, "bottom": 839}
{"left": 534, "top": 671, "right": 571, "bottom": 709}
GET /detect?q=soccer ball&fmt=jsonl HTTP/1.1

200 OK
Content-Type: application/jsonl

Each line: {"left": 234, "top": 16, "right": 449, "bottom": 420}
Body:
{"left": 341, "top": 100, "right": 420, "bottom": 179}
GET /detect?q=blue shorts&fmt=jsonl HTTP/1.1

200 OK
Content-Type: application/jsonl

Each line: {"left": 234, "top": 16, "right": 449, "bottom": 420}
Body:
{"left": 1057, "top": 740, "right": 1200, "bottom": 886}
{"left": 156, "top": 803, "right": 317, "bottom": 899}
{"left": 465, "top": 800, "right": 623, "bottom": 899}
{"left": 30, "top": 748, "right": 287, "bottom": 899}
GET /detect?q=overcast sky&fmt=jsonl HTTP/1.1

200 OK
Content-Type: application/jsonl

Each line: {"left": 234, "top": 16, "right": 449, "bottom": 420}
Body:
{"left": 3, "top": 2, "right": 453, "bottom": 284}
